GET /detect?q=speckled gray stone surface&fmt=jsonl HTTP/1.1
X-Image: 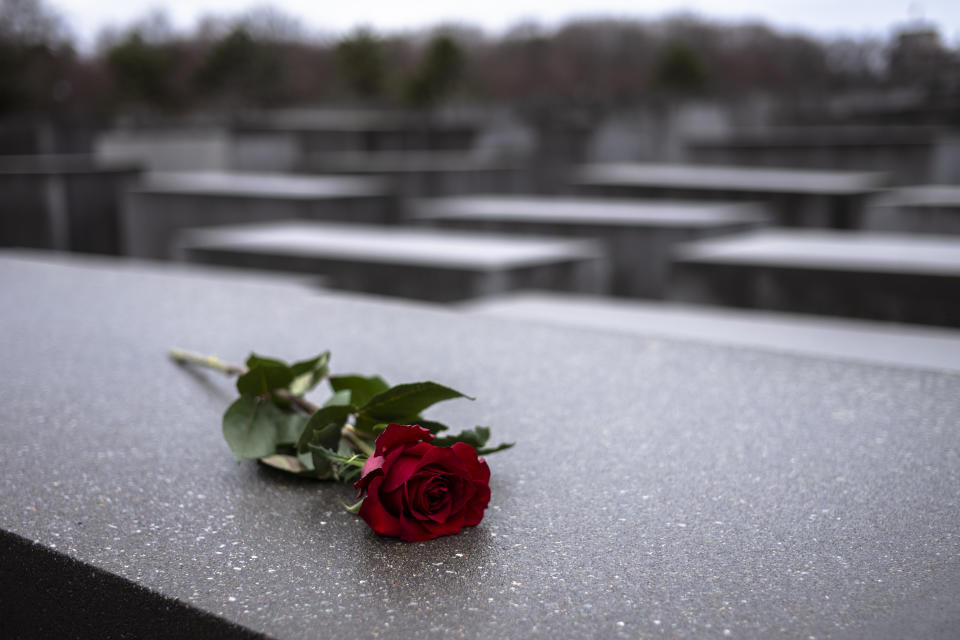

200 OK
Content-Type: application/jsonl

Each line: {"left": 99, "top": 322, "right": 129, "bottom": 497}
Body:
{"left": 1, "top": 250, "right": 959, "bottom": 639}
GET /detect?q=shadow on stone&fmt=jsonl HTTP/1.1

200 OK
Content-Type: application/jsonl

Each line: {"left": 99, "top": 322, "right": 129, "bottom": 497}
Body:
{"left": 0, "top": 529, "right": 265, "bottom": 639}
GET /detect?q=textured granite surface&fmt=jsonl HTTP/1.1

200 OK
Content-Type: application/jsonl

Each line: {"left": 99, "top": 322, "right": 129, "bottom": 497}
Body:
{"left": 1, "top": 251, "right": 959, "bottom": 639}
{"left": 464, "top": 291, "right": 960, "bottom": 374}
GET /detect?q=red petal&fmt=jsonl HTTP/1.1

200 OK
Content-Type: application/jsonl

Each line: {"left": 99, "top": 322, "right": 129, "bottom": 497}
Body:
{"left": 354, "top": 454, "right": 385, "bottom": 496}
{"left": 373, "top": 424, "right": 433, "bottom": 457}
{"left": 382, "top": 452, "right": 425, "bottom": 492}
{"left": 382, "top": 443, "right": 465, "bottom": 492}
{"left": 419, "top": 509, "right": 466, "bottom": 537}
{"left": 451, "top": 477, "right": 472, "bottom": 511}
{"left": 404, "top": 442, "right": 432, "bottom": 457}
{"left": 398, "top": 512, "right": 438, "bottom": 542}
{"left": 425, "top": 494, "right": 453, "bottom": 522}
{"left": 357, "top": 476, "right": 402, "bottom": 537}
{"left": 451, "top": 443, "right": 491, "bottom": 484}
{"left": 409, "top": 474, "right": 454, "bottom": 522}
{"left": 416, "top": 444, "right": 470, "bottom": 476}
{"left": 463, "top": 482, "right": 491, "bottom": 526}
{"left": 404, "top": 475, "right": 433, "bottom": 520}
{"left": 380, "top": 485, "right": 405, "bottom": 517}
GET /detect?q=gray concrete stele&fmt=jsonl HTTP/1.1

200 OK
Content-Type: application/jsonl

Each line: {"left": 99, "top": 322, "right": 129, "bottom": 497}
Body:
{"left": 670, "top": 229, "right": 960, "bottom": 327}
{"left": 174, "top": 220, "right": 609, "bottom": 302}
{"left": 121, "top": 171, "right": 398, "bottom": 260}
{"left": 684, "top": 125, "right": 960, "bottom": 185}
{"left": 464, "top": 290, "right": 960, "bottom": 373}
{"left": 863, "top": 185, "right": 960, "bottom": 235}
{"left": 234, "top": 108, "right": 483, "bottom": 155}
{"left": 95, "top": 127, "right": 301, "bottom": 173}
{"left": 2, "top": 251, "right": 959, "bottom": 639}
{"left": 412, "top": 195, "right": 767, "bottom": 298}
{"left": 0, "top": 154, "right": 141, "bottom": 255}
{"left": 300, "top": 151, "right": 531, "bottom": 198}
{"left": 576, "top": 162, "right": 886, "bottom": 229}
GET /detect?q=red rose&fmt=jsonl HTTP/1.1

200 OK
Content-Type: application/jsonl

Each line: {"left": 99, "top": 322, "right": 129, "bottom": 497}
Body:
{"left": 354, "top": 424, "right": 491, "bottom": 542}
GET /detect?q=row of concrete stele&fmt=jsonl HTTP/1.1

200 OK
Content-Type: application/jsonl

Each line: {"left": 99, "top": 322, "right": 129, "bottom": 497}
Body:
{"left": 1, "top": 144, "right": 959, "bottom": 326}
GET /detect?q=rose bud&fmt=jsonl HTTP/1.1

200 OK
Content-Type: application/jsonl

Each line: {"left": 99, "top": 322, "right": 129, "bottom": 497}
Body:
{"left": 354, "top": 424, "right": 491, "bottom": 542}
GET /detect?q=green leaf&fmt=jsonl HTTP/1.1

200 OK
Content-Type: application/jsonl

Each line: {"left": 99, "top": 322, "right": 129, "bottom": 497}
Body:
{"left": 258, "top": 452, "right": 336, "bottom": 479}
{"left": 259, "top": 454, "right": 310, "bottom": 473}
{"left": 297, "top": 450, "right": 316, "bottom": 470}
{"left": 343, "top": 499, "right": 363, "bottom": 514}
{"left": 275, "top": 414, "right": 308, "bottom": 446}
{"left": 296, "top": 404, "right": 354, "bottom": 454}
{"left": 431, "top": 426, "right": 514, "bottom": 455}
{"left": 476, "top": 442, "right": 515, "bottom": 456}
{"left": 310, "top": 446, "right": 332, "bottom": 479}
{"left": 329, "top": 375, "right": 390, "bottom": 407}
{"left": 302, "top": 411, "right": 350, "bottom": 477}
{"left": 432, "top": 425, "right": 490, "bottom": 448}
{"left": 289, "top": 352, "right": 331, "bottom": 396}
{"left": 245, "top": 354, "right": 288, "bottom": 369}
{"left": 308, "top": 444, "right": 366, "bottom": 483}
{"left": 222, "top": 396, "right": 307, "bottom": 460}
{"left": 357, "top": 381, "right": 472, "bottom": 425}
{"left": 416, "top": 419, "right": 450, "bottom": 434}
{"left": 361, "top": 418, "right": 446, "bottom": 435}
{"left": 337, "top": 438, "right": 355, "bottom": 458}
{"left": 236, "top": 360, "right": 294, "bottom": 396}
{"left": 323, "top": 389, "right": 353, "bottom": 407}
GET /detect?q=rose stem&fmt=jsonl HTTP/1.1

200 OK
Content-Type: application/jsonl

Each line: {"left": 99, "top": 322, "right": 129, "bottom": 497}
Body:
{"left": 276, "top": 391, "right": 321, "bottom": 415}
{"left": 169, "top": 348, "right": 245, "bottom": 375}
{"left": 169, "top": 347, "right": 321, "bottom": 415}
{"left": 342, "top": 425, "right": 375, "bottom": 457}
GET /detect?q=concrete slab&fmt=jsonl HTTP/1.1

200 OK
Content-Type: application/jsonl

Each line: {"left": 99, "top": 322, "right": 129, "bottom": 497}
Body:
{"left": 95, "top": 128, "right": 300, "bottom": 173}
{"left": 135, "top": 172, "right": 388, "bottom": 199}
{"left": 578, "top": 163, "right": 886, "bottom": 196}
{"left": 1, "top": 252, "right": 959, "bottom": 639}
{"left": 888, "top": 185, "right": 960, "bottom": 207}
{"left": 576, "top": 163, "right": 886, "bottom": 229}
{"left": 464, "top": 291, "right": 960, "bottom": 374}
{"left": 175, "top": 221, "right": 608, "bottom": 302}
{"left": 122, "top": 172, "right": 397, "bottom": 259}
{"left": 0, "top": 118, "right": 97, "bottom": 155}
{"left": 96, "top": 128, "right": 234, "bottom": 172}
{"left": 301, "top": 151, "right": 530, "bottom": 196}
{"left": 305, "top": 151, "right": 508, "bottom": 173}
{"left": 684, "top": 126, "right": 960, "bottom": 185}
{"left": 864, "top": 185, "right": 960, "bottom": 234}
{"left": 0, "top": 247, "right": 329, "bottom": 291}
{"left": 671, "top": 229, "right": 960, "bottom": 326}
{"left": 413, "top": 196, "right": 767, "bottom": 297}
{"left": 0, "top": 154, "right": 141, "bottom": 255}
{"left": 236, "top": 109, "right": 481, "bottom": 154}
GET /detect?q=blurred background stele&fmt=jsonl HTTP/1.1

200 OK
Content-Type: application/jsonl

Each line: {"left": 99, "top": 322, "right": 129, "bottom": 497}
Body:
{"left": 1, "top": 0, "right": 960, "bottom": 328}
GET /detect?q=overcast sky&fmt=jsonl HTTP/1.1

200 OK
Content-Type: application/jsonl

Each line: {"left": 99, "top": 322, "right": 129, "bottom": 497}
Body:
{"left": 51, "top": 0, "right": 960, "bottom": 49}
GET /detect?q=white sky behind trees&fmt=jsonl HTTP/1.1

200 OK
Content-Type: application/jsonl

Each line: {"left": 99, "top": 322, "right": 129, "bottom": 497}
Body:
{"left": 48, "top": 0, "right": 960, "bottom": 50}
